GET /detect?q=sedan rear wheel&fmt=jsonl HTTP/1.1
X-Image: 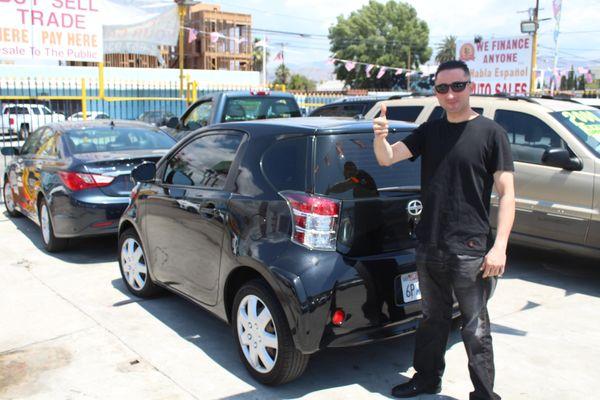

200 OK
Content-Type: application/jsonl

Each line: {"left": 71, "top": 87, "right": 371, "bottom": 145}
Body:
{"left": 118, "top": 228, "right": 161, "bottom": 298}
{"left": 232, "top": 279, "right": 309, "bottom": 385}
{"left": 39, "top": 199, "right": 68, "bottom": 252}
{"left": 3, "top": 180, "right": 20, "bottom": 217}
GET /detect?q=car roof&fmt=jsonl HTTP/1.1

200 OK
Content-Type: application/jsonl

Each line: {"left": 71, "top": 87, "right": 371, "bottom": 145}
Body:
{"left": 204, "top": 90, "right": 295, "bottom": 99}
{"left": 371, "top": 95, "right": 599, "bottom": 113}
{"left": 48, "top": 119, "right": 160, "bottom": 131}
{"left": 208, "top": 116, "right": 416, "bottom": 135}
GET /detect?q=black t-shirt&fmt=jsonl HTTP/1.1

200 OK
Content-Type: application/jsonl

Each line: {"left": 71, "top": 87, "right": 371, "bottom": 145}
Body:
{"left": 402, "top": 115, "right": 514, "bottom": 255}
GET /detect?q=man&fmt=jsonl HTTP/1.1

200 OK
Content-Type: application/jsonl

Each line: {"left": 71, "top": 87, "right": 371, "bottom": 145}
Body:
{"left": 373, "top": 60, "right": 515, "bottom": 400}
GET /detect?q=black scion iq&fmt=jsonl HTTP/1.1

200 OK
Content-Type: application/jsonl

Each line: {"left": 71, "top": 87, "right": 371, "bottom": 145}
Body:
{"left": 119, "top": 117, "right": 449, "bottom": 385}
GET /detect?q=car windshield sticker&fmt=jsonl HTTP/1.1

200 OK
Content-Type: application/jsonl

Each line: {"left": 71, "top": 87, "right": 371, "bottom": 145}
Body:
{"left": 561, "top": 110, "right": 600, "bottom": 136}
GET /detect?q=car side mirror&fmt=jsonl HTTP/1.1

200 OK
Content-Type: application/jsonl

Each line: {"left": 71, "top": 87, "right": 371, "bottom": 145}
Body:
{"left": 166, "top": 117, "right": 179, "bottom": 129}
{"left": 131, "top": 162, "right": 156, "bottom": 183}
{"left": 542, "top": 148, "right": 582, "bottom": 171}
{"left": 1, "top": 147, "right": 19, "bottom": 156}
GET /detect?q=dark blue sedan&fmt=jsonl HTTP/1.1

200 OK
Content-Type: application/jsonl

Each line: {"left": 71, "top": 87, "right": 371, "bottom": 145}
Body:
{"left": 1, "top": 120, "right": 175, "bottom": 252}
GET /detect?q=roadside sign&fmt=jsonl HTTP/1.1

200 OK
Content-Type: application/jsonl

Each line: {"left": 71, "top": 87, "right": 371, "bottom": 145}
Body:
{"left": 456, "top": 36, "right": 533, "bottom": 95}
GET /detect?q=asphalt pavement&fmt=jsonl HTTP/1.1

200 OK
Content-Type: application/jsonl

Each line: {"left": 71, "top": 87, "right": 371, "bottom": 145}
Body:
{"left": 1, "top": 196, "right": 599, "bottom": 400}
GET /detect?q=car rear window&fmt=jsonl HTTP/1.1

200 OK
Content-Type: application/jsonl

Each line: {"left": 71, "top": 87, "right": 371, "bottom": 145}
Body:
{"left": 314, "top": 132, "right": 420, "bottom": 199}
{"left": 223, "top": 97, "right": 301, "bottom": 122}
{"left": 65, "top": 127, "right": 175, "bottom": 154}
{"left": 262, "top": 136, "right": 310, "bottom": 191}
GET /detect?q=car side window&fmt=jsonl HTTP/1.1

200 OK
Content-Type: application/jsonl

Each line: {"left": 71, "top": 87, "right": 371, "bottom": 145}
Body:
{"left": 386, "top": 106, "right": 423, "bottom": 122}
{"left": 20, "top": 127, "right": 47, "bottom": 155}
{"left": 494, "top": 110, "right": 567, "bottom": 164}
{"left": 38, "top": 129, "right": 59, "bottom": 158}
{"left": 163, "top": 133, "right": 243, "bottom": 189}
{"left": 311, "top": 106, "right": 339, "bottom": 117}
{"left": 183, "top": 101, "right": 212, "bottom": 130}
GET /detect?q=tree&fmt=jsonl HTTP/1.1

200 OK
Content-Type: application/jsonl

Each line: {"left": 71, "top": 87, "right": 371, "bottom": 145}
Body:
{"left": 577, "top": 75, "right": 586, "bottom": 91}
{"left": 329, "top": 0, "right": 431, "bottom": 89}
{"left": 288, "top": 74, "right": 316, "bottom": 91}
{"left": 273, "top": 64, "right": 291, "bottom": 85}
{"left": 435, "top": 36, "right": 456, "bottom": 64}
{"left": 252, "top": 38, "right": 270, "bottom": 72}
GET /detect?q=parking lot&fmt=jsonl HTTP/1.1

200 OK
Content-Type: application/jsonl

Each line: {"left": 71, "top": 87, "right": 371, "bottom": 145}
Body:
{"left": 0, "top": 191, "right": 599, "bottom": 400}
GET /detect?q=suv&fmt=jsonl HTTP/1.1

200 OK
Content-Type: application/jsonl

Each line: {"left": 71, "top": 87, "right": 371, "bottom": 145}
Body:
{"left": 366, "top": 95, "right": 600, "bottom": 259}
{"left": 118, "top": 117, "right": 455, "bottom": 385}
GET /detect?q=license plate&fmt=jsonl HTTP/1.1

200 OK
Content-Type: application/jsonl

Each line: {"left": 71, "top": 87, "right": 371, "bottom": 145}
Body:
{"left": 397, "top": 272, "right": 421, "bottom": 303}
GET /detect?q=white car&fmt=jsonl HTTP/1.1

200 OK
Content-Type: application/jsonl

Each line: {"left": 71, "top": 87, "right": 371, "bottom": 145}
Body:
{"left": 67, "top": 111, "right": 110, "bottom": 121}
{"left": 1, "top": 103, "right": 65, "bottom": 139}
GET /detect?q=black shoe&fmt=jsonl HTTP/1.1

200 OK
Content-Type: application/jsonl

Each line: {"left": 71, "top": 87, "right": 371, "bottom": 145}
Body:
{"left": 391, "top": 377, "right": 442, "bottom": 398}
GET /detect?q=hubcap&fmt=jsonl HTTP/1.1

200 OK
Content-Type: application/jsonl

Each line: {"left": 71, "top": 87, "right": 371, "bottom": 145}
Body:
{"left": 237, "top": 294, "right": 278, "bottom": 373}
{"left": 40, "top": 204, "right": 50, "bottom": 244}
{"left": 121, "top": 238, "right": 147, "bottom": 290}
{"left": 4, "top": 182, "right": 15, "bottom": 213}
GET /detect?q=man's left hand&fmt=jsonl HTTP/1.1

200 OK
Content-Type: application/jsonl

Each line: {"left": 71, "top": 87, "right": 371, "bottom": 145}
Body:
{"left": 481, "top": 246, "right": 506, "bottom": 278}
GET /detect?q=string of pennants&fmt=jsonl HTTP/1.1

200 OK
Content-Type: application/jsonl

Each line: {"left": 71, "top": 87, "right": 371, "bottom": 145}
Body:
{"left": 326, "top": 58, "right": 415, "bottom": 79}
{"left": 185, "top": 27, "right": 248, "bottom": 44}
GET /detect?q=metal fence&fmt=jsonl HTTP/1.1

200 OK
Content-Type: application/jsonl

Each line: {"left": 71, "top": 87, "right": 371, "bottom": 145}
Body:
{"left": 0, "top": 78, "right": 348, "bottom": 146}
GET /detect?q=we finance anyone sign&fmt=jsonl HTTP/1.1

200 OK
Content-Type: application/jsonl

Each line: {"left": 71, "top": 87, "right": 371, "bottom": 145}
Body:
{"left": 0, "top": 0, "right": 103, "bottom": 62}
{"left": 456, "top": 36, "right": 532, "bottom": 95}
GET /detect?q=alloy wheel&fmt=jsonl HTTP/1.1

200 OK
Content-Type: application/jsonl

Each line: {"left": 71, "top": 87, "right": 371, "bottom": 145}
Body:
{"left": 236, "top": 294, "right": 279, "bottom": 373}
{"left": 3, "top": 182, "right": 15, "bottom": 213}
{"left": 121, "top": 238, "right": 148, "bottom": 290}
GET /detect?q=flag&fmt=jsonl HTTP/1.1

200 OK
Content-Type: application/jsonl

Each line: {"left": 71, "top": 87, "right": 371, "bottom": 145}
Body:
{"left": 577, "top": 66, "right": 586, "bottom": 75}
{"left": 273, "top": 51, "right": 284, "bottom": 62}
{"left": 585, "top": 73, "right": 594, "bottom": 84}
{"left": 210, "top": 32, "right": 221, "bottom": 43}
{"left": 376, "top": 67, "right": 387, "bottom": 79}
{"left": 365, "top": 64, "right": 374, "bottom": 78}
{"left": 552, "top": 0, "right": 562, "bottom": 21}
{"left": 188, "top": 29, "right": 197, "bottom": 43}
{"left": 326, "top": 58, "right": 335, "bottom": 65}
{"left": 395, "top": 68, "right": 403, "bottom": 75}
{"left": 344, "top": 61, "right": 356, "bottom": 71}
{"left": 236, "top": 37, "right": 247, "bottom": 44}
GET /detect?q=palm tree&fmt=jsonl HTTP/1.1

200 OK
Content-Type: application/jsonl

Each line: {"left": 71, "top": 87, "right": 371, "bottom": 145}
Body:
{"left": 435, "top": 36, "right": 457, "bottom": 64}
{"left": 252, "top": 38, "right": 270, "bottom": 72}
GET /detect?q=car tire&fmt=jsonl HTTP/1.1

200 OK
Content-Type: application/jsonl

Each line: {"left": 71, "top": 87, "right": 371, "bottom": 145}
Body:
{"left": 38, "top": 198, "right": 68, "bottom": 252}
{"left": 118, "top": 228, "right": 162, "bottom": 298}
{"left": 232, "top": 279, "right": 309, "bottom": 385}
{"left": 3, "top": 179, "right": 21, "bottom": 218}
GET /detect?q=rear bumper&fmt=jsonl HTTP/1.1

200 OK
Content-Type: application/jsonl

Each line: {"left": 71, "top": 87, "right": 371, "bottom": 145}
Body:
{"left": 270, "top": 247, "right": 457, "bottom": 354}
{"left": 50, "top": 192, "right": 129, "bottom": 238}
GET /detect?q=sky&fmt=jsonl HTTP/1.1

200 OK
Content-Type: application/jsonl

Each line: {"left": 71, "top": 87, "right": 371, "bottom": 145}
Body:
{"left": 207, "top": 0, "right": 600, "bottom": 78}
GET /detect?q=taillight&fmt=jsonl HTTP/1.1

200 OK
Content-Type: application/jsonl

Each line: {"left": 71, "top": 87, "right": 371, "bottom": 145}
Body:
{"left": 9, "top": 117, "right": 14, "bottom": 126}
{"left": 280, "top": 191, "right": 340, "bottom": 251}
{"left": 58, "top": 171, "right": 114, "bottom": 191}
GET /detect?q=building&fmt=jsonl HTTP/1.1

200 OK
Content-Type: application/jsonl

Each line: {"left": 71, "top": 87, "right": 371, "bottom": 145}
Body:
{"left": 69, "top": 3, "right": 253, "bottom": 71}
{"left": 170, "top": 3, "right": 252, "bottom": 71}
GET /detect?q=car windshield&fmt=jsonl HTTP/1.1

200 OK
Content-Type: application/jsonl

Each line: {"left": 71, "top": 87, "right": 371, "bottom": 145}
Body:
{"left": 222, "top": 97, "right": 301, "bottom": 122}
{"left": 551, "top": 109, "right": 600, "bottom": 157}
{"left": 65, "top": 126, "right": 175, "bottom": 154}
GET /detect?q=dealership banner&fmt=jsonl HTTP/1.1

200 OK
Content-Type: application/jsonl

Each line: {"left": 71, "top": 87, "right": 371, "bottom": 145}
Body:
{"left": 456, "top": 36, "right": 532, "bottom": 95}
{"left": 0, "top": 0, "right": 103, "bottom": 62}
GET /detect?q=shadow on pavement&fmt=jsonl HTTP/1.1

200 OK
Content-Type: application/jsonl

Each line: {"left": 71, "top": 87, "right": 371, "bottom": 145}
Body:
{"left": 2, "top": 207, "right": 117, "bottom": 264}
{"left": 110, "top": 278, "right": 462, "bottom": 400}
{"left": 504, "top": 244, "right": 600, "bottom": 299}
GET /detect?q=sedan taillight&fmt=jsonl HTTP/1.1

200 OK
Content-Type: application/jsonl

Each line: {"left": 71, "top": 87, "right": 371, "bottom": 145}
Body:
{"left": 58, "top": 171, "right": 114, "bottom": 191}
{"left": 9, "top": 117, "right": 14, "bottom": 126}
{"left": 280, "top": 191, "right": 340, "bottom": 251}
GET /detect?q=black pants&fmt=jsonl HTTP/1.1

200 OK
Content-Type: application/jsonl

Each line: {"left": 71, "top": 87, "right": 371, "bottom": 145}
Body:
{"left": 413, "top": 244, "right": 500, "bottom": 400}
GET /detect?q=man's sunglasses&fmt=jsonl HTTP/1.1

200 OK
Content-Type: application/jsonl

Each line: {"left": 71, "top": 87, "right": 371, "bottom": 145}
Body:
{"left": 434, "top": 80, "right": 471, "bottom": 94}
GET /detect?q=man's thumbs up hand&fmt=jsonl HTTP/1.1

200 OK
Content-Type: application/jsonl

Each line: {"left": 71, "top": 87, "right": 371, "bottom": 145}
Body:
{"left": 373, "top": 103, "right": 389, "bottom": 140}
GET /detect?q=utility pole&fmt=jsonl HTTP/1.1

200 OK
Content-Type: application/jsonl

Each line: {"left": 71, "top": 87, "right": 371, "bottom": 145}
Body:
{"left": 177, "top": 1, "right": 186, "bottom": 98}
{"left": 530, "top": 0, "right": 539, "bottom": 95}
{"left": 407, "top": 48, "right": 411, "bottom": 90}
{"left": 262, "top": 37, "right": 267, "bottom": 86}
